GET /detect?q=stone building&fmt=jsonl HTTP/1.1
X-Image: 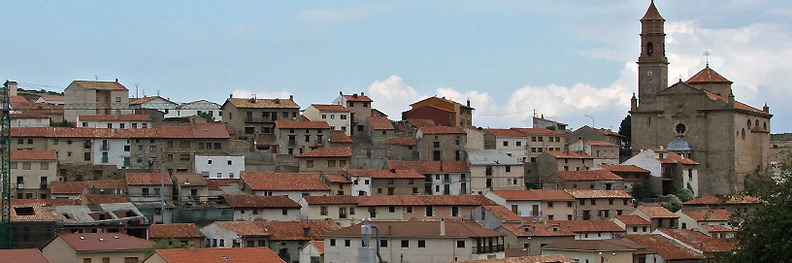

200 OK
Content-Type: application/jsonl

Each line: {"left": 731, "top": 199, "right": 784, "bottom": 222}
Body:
{"left": 404, "top": 96, "right": 474, "bottom": 127}
{"left": 331, "top": 92, "right": 372, "bottom": 136}
{"left": 416, "top": 126, "right": 467, "bottom": 162}
{"left": 11, "top": 150, "right": 58, "bottom": 199}
{"left": 220, "top": 95, "right": 300, "bottom": 141}
{"left": 273, "top": 120, "right": 330, "bottom": 155}
{"left": 630, "top": 2, "right": 772, "bottom": 195}
{"left": 302, "top": 104, "right": 351, "bottom": 135}
{"left": 63, "top": 80, "right": 133, "bottom": 123}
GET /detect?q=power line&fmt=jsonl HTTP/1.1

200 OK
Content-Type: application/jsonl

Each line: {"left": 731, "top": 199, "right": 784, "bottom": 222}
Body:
{"left": 475, "top": 110, "right": 534, "bottom": 116}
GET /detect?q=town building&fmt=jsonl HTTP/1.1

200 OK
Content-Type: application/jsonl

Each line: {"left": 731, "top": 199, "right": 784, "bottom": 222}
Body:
{"left": 144, "top": 247, "right": 285, "bottom": 263}
{"left": 295, "top": 147, "right": 351, "bottom": 173}
{"left": 42, "top": 233, "right": 155, "bottom": 263}
{"left": 682, "top": 195, "right": 759, "bottom": 215}
{"left": 543, "top": 170, "right": 625, "bottom": 191}
{"left": 486, "top": 190, "right": 575, "bottom": 222}
{"left": 0, "top": 248, "right": 51, "bottom": 263}
{"left": 622, "top": 148, "right": 700, "bottom": 196}
{"left": 567, "top": 190, "right": 633, "bottom": 220}
{"left": 540, "top": 239, "right": 648, "bottom": 263}
{"left": 240, "top": 172, "right": 331, "bottom": 202}
{"left": 632, "top": 206, "right": 679, "bottom": 230}
{"left": 63, "top": 80, "right": 133, "bottom": 123}
{"left": 221, "top": 194, "right": 301, "bottom": 221}
{"left": 613, "top": 215, "right": 652, "bottom": 235}
{"left": 404, "top": 96, "right": 474, "bottom": 127}
{"left": 483, "top": 128, "right": 529, "bottom": 163}
{"left": 303, "top": 104, "right": 351, "bottom": 135}
{"left": 531, "top": 151, "right": 594, "bottom": 187}
{"left": 416, "top": 125, "right": 467, "bottom": 161}
{"left": 76, "top": 114, "right": 152, "bottom": 129}
{"left": 221, "top": 95, "right": 300, "bottom": 140}
{"left": 148, "top": 223, "right": 206, "bottom": 248}
{"left": 171, "top": 100, "right": 222, "bottom": 121}
{"left": 511, "top": 128, "right": 566, "bottom": 163}
{"left": 274, "top": 120, "right": 330, "bottom": 155}
{"left": 346, "top": 169, "right": 425, "bottom": 196}
{"left": 10, "top": 113, "right": 50, "bottom": 127}
{"left": 567, "top": 126, "right": 623, "bottom": 152}
{"left": 11, "top": 150, "right": 57, "bottom": 199}
{"left": 331, "top": 92, "right": 372, "bottom": 136}
{"left": 385, "top": 160, "right": 471, "bottom": 195}
{"left": 596, "top": 165, "right": 651, "bottom": 190}
{"left": 567, "top": 140, "right": 620, "bottom": 166}
{"left": 194, "top": 155, "right": 245, "bottom": 179}
{"left": 49, "top": 179, "right": 126, "bottom": 200}
{"left": 468, "top": 149, "right": 524, "bottom": 194}
{"left": 172, "top": 173, "right": 209, "bottom": 203}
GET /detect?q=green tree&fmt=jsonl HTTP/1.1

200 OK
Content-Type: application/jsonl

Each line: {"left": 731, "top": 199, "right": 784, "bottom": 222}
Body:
{"left": 672, "top": 187, "right": 695, "bottom": 202}
{"left": 142, "top": 238, "right": 187, "bottom": 257}
{"left": 660, "top": 194, "right": 682, "bottom": 212}
{"left": 629, "top": 179, "right": 656, "bottom": 201}
{"left": 716, "top": 151, "right": 792, "bottom": 262}
{"left": 618, "top": 114, "right": 631, "bottom": 156}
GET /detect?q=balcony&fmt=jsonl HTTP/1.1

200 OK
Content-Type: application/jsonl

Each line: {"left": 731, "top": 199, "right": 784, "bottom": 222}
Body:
{"left": 474, "top": 245, "right": 505, "bottom": 254}
{"left": 16, "top": 183, "right": 24, "bottom": 189}
{"left": 101, "top": 156, "right": 109, "bottom": 163}
{"left": 40, "top": 183, "right": 48, "bottom": 189}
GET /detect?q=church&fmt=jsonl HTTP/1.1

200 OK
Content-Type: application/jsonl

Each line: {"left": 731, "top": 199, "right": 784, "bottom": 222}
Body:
{"left": 630, "top": 1, "right": 772, "bottom": 196}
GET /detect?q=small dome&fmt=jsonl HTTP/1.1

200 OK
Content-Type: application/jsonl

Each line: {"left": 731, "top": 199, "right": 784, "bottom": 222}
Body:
{"left": 667, "top": 136, "right": 693, "bottom": 152}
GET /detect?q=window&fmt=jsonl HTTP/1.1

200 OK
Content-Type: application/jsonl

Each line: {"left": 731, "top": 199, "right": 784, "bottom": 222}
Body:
{"left": 328, "top": 160, "right": 336, "bottom": 167}
{"left": 321, "top": 114, "right": 327, "bottom": 119}
{"left": 84, "top": 152, "right": 91, "bottom": 161}
{"left": 344, "top": 239, "right": 351, "bottom": 247}
{"left": 380, "top": 240, "right": 388, "bottom": 247}
{"left": 22, "top": 162, "right": 31, "bottom": 170}
{"left": 389, "top": 206, "right": 395, "bottom": 213}
{"left": 306, "top": 160, "right": 314, "bottom": 168}
{"left": 401, "top": 240, "right": 409, "bottom": 248}
{"left": 418, "top": 240, "right": 426, "bottom": 248}
{"left": 425, "top": 206, "right": 433, "bottom": 216}
{"left": 516, "top": 141, "right": 522, "bottom": 146}
{"left": 457, "top": 240, "right": 465, "bottom": 248}
{"left": 452, "top": 206, "right": 459, "bottom": 217}
{"left": 282, "top": 209, "right": 288, "bottom": 215}
{"left": 505, "top": 166, "right": 511, "bottom": 172}
{"left": 406, "top": 206, "right": 413, "bottom": 213}
{"left": 503, "top": 141, "right": 508, "bottom": 147}
{"left": 320, "top": 206, "right": 328, "bottom": 215}
{"left": 330, "top": 239, "right": 336, "bottom": 246}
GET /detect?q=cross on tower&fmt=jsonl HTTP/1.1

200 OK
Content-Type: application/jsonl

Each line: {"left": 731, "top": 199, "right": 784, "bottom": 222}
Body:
{"left": 703, "top": 50, "right": 711, "bottom": 67}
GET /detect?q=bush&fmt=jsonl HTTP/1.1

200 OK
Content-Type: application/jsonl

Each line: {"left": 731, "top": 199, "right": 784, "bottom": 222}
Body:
{"left": 673, "top": 187, "right": 695, "bottom": 202}
{"left": 660, "top": 194, "right": 682, "bottom": 212}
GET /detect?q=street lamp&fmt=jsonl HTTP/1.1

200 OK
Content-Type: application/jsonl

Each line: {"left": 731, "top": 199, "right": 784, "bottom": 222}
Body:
{"left": 598, "top": 251, "right": 616, "bottom": 263}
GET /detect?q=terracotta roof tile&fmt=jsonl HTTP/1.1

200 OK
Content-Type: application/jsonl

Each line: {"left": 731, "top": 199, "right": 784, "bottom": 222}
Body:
{"left": 531, "top": 190, "right": 575, "bottom": 201}
{"left": 11, "top": 150, "right": 56, "bottom": 160}
{"left": 357, "top": 195, "right": 496, "bottom": 207}
{"left": 347, "top": 169, "right": 425, "bottom": 179}
{"left": 510, "top": 128, "right": 564, "bottom": 136}
{"left": 310, "top": 104, "right": 349, "bottom": 112}
{"left": 586, "top": 140, "right": 618, "bottom": 147}
{"left": 386, "top": 137, "right": 416, "bottom": 146}
{"left": 556, "top": 170, "right": 623, "bottom": 181}
{"left": 368, "top": 116, "right": 394, "bottom": 130}
{"left": 599, "top": 165, "right": 650, "bottom": 173}
{"left": 452, "top": 254, "right": 576, "bottom": 263}
{"left": 406, "top": 118, "right": 436, "bottom": 128}
{"left": 322, "top": 173, "right": 351, "bottom": 183}
{"left": 309, "top": 240, "right": 324, "bottom": 254}
{"left": 206, "top": 179, "right": 241, "bottom": 191}
{"left": 224, "top": 97, "right": 299, "bottom": 109}
{"left": 265, "top": 220, "right": 341, "bottom": 241}
{"left": 482, "top": 205, "right": 523, "bottom": 223}
{"left": 686, "top": 66, "right": 732, "bottom": 85}
{"left": 500, "top": 223, "right": 575, "bottom": 237}
{"left": 78, "top": 114, "right": 152, "bottom": 121}
{"left": 275, "top": 120, "right": 330, "bottom": 129}
{"left": 653, "top": 149, "right": 700, "bottom": 165}
{"left": 82, "top": 194, "right": 132, "bottom": 204}
{"left": 420, "top": 125, "right": 466, "bottom": 135}
{"left": 125, "top": 173, "right": 174, "bottom": 186}
{"left": 241, "top": 172, "right": 330, "bottom": 191}
{"left": 342, "top": 93, "right": 373, "bottom": 102}
{"left": 684, "top": 195, "right": 760, "bottom": 205}
{"left": 485, "top": 129, "right": 526, "bottom": 137}
{"left": 327, "top": 220, "right": 500, "bottom": 239}
{"left": 656, "top": 228, "right": 736, "bottom": 253}
{"left": 11, "top": 204, "right": 58, "bottom": 222}
{"left": 681, "top": 209, "right": 731, "bottom": 221}
{"left": 614, "top": 215, "right": 651, "bottom": 226}
{"left": 566, "top": 190, "right": 632, "bottom": 199}
{"left": 301, "top": 195, "right": 358, "bottom": 205}
{"left": 328, "top": 131, "right": 353, "bottom": 143}
{"left": 214, "top": 221, "right": 272, "bottom": 236}
{"left": 636, "top": 206, "right": 679, "bottom": 219}
{"left": 71, "top": 80, "right": 128, "bottom": 91}
{"left": 490, "top": 190, "right": 540, "bottom": 201}
{"left": 10, "top": 123, "right": 230, "bottom": 139}
{"left": 176, "top": 100, "right": 219, "bottom": 109}
{"left": 154, "top": 247, "right": 285, "bottom": 263}
{"left": 173, "top": 173, "right": 208, "bottom": 186}
{"left": 10, "top": 113, "right": 49, "bottom": 119}
{"left": 58, "top": 232, "right": 155, "bottom": 251}
{"left": 698, "top": 224, "right": 736, "bottom": 233}
{"left": 0, "top": 248, "right": 51, "bottom": 263}
{"left": 625, "top": 234, "right": 704, "bottom": 260}
{"left": 50, "top": 179, "right": 125, "bottom": 194}
{"left": 221, "top": 194, "right": 301, "bottom": 208}
{"left": 385, "top": 160, "right": 468, "bottom": 173}
{"left": 296, "top": 147, "right": 351, "bottom": 158}
{"left": 549, "top": 220, "right": 625, "bottom": 233}
{"left": 545, "top": 151, "right": 593, "bottom": 159}
{"left": 150, "top": 223, "right": 206, "bottom": 239}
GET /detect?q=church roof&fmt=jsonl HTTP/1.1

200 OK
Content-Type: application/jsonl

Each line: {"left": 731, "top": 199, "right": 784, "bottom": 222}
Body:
{"left": 666, "top": 136, "right": 693, "bottom": 152}
{"left": 686, "top": 66, "right": 733, "bottom": 85}
{"left": 641, "top": 1, "right": 665, "bottom": 21}
{"left": 666, "top": 81, "right": 771, "bottom": 118}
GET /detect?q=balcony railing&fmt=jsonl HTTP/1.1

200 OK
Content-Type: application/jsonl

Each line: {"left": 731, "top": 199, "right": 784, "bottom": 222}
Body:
{"left": 474, "top": 245, "right": 504, "bottom": 254}
{"left": 40, "top": 183, "right": 48, "bottom": 189}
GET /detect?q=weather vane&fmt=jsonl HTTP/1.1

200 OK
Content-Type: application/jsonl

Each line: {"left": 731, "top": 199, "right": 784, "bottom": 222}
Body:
{"left": 703, "top": 50, "right": 711, "bottom": 67}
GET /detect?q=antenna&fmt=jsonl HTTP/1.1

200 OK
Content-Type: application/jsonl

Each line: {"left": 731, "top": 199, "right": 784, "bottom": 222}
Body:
{"left": 703, "top": 50, "right": 711, "bottom": 67}
{"left": 94, "top": 75, "right": 98, "bottom": 80}
{"left": 135, "top": 83, "right": 139, "bottom": 99}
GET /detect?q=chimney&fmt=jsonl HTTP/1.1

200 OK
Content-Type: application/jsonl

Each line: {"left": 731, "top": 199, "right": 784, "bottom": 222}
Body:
{"left": 631, "top": 93, "right": 638, "bottom": 111}
{"left": 289, "top": 95, "right": 294, "bottom": 101}
{"left": 440, "top": 218, "right": 446, "bottom": 236}
{"left": 340, "top": 91, "right": 343, "bottom": 96}
{"left": 352, "top": 94, "right": 358, "bottom": 98}
{"left": 360, "top": 92, "right": 365, "bottom": 96}
{"left": 390, "top": 169, "right": 396, "bottom": 173}
{"left": 303, "top": 226, "right": 311, "bottom": 237}
{"left": 275, "top": 98, "right": 280, "bottom": 104}
{"left": 188, "top": 241, "right": 197, "bottom": 251}
{"left": 467, "top": 98, "right": 470, "bottom": 107}
{"left": 763, "top": 103, "right": 770, "bottom": 113}
{"left": 115, "top": 78, "right": 118, "bottom": 83}
{"left": 5, "top": 81, "right": 17, "bottom": 97}
{"left": 727, "top": 92, "right": 735, "bottom": 106}
{"left": 229, "top": 93, "right": 233, "bottom": 98}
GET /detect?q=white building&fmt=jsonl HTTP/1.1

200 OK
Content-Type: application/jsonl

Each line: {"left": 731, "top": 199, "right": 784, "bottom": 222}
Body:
{"left": 10, "top": 113, "right": 50, "bottom": 127}
{"left": 130, "top": 96, "right": 178, "bottom": 115}
{"left": 622, "top": 148, "right": 700, "bottom": 196}
{"left": 484, "top": 128, "right": 529, "bottom": 163}
{"left": 93, "top": 138, "right": 132, "bottom": 169}
{"left": 76, "top": 114, "right": 152, "bottom": 129}
{"left": 385, "top": 160, "right": 471, "bottom": 196}
{"left": 194, "top": 155, "right": 245, "bottom": 179}
{"left": 349, "top": 173, "right": 371, "bottom": 196}
{"left": 303, "top": 104, "right": 351, "bottom": 135}
{"left": 568, "top": 140, "right": 620, "bottom": 166}
{"left": 169, "top": 100, "right": 222, "bottom": 121}
{"left": 467, "top": 149, "right": 524, "bottom": 194}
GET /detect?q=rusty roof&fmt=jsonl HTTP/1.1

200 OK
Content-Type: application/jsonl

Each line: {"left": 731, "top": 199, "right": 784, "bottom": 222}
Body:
{"left": 385, "top": 160, "right": 469, "bottom": 174}
{"left": 301, "top": 195, "right": 359, "bottom": 205}
{"left": 70, "top": 80, "right": 128, "bottom": 91}
{"left": 82, "top": 194, "right": 132, "bottom": 204}
{"left": 566, "top": 190, "right": 632, "bottom": 199}
{"left": 636, "top": 206, "right": 679, "bottom": 219}
{"left": 386, "top": 137, "right": 416, "bottom": 146}
{"left": 656, "top": 229, "right": 736, "bottom": 253}
{"left": 555, "top": 170, "right": 624, "bottom": 181}
{"left": 296, "top": 147, "right": 351, "bottom": 158}
{"left": 420, "top": 125, "right": 466, "bottom": 135}
{"left": 224, "top": 97, "right": 299, "bottom": 109}
{"left": 625, "top": 234, "right": 704, "bottom": 260}
{"left": 328, "top": 130, "right": 353, "bottom": 143}
{"left": 0, "top": 248, "right": 51, "bottom": 263}
{"left": 357, "top": 195, "right": 496, "bottom": 207}
{"left": 78, "top": 114, "right": 152, "bottom": 121}
{"left": 153, "top": 247, "right": 285, "bottom": 263}
{"left": 57, "top": 232, "right": 155, "bottom": 251}
{"left": 149, "top": 223, "right": 206, "bottom": 239}
{"left": 275, "top": 120, "right": 330, "bottom": 129}
{"left": 368, "top": 116, "right": 394, "bottom": 130}
{"left": 241, "top": 172, "right": 330, "bottom": 191}
{"left": 221, "top": 194, "right": 300, "bottom": 208}
{"left": 173, "top": 173, "right": 208, "bottom": 186}
{"left": 125, "top": 172, "right": 174, "bottom": 186}
{"left": 11, "top": 150, "right": 57, "bottom": 160}
{"left": 614, "top": 215, "right": 651, "bottom": 226}
{"left": 599, "top": 165, "right": 650, "bottom": 173}
{"left": 309, "top": 104, "right": 349, "bottom": 112}
{"left": 485, "top": 128, "right": 526, "bottom": 137}
{"left": 347, "top": 169, "right": 425, "bottom": 179}
{"left": 327, "top": 220, "right": 501, "bottom": 238}
{"left": 680, "top": 209, "right": 731, "bottom": 221}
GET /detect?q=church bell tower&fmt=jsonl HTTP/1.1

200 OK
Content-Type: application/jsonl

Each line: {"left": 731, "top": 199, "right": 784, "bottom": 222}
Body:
{"left": 637, "top": 0, "right": 669, "bottom": 106}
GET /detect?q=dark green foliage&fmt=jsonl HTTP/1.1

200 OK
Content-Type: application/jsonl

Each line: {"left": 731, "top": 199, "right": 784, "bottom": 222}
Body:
{"left": 143, "top": 238, "right": 187, "bottom": 256}
{"left": 673, "top": 187, "right": 695, "bottom": 202}
{"left": 618, "top": 114, "right": 631, "bottom": 156}
{"left": 660, "top": 194, "right": 682, "bottom": 212}
{"left": 50, "top": 120, "right": 74, "bottom": 127}
{"left": 629, "top": 179, "right": 656, "bottom": 201}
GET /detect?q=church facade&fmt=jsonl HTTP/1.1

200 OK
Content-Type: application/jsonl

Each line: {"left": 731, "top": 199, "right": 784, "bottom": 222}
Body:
{"left": 630, "top": 1, "right": 772, "bottom": 196}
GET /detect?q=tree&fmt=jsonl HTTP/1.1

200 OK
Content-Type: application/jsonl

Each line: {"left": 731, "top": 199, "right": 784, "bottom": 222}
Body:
{"left": 629, "top": 179, "right": 656, "bottom": 201}
{"left": 142, "top": 238, "right": 188, "bottom": 256}
{"left": 660, "top": 194, "right": 682, "bottom": 212}
{"left": 618, "top": 114, "right": 631, "bottom": 156}
{"left": 672, "top": 187, "right": 695, "bottom": 203}
{"left": 716, "top": 151, "right": 792, "bottom": 262}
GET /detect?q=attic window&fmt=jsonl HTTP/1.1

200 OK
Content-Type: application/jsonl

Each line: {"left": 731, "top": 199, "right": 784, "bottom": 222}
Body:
{"left": 14, "top": 207, "right": 34, "bottom": 216}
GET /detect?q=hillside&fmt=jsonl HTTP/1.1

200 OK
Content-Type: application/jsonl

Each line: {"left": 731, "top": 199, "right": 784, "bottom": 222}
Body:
{"left": 16, "top": 88, "right": 63, "bottom": 103}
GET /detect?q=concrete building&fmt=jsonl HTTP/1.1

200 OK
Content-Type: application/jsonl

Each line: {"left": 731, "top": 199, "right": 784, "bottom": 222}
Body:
{"left": 483, "top": 128, "right": 529, "bottom": 163}
{"left": 385, "top": 160, "right": 470, "bottom": 195}
{"left": 512, "top": 128, "right": 566, "bottom": 163}
{"left": 630, "top": 1, "right": 772, "bottom": 196}
{"left": 324, "top": 220, "right": 505, "bottom": 263}
{"left": 568, "top": 140, "right": 620, "bottom": 166}
{"left": 11, "top": 150, "right": 57, "bottom": 199}
{"left": 468, "top": 149, "right": 524, "bottom": 194}
{"left": 303, "top": 104, "right": 351, "bottom": 135}
{"left": 76, "top": 114, "right": 152, "bottom": 129}
{"left": 331, "top": 92, "right": 372, "bottom": 136}
{"left": 416, "top": 125, "right": 467, "bottom": 162}
{"left": 194, "top": 155, "right": 245, "bottom": 179}
{"left": 63, "top": 80, "right": 133, "bottom": 123}
{"left": 42, "top": 233, "right": 154, "bottom": 263}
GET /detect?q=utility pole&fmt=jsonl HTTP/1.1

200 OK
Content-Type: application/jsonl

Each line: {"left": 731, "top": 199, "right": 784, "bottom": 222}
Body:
{"left": 1, "top": 81, "right": 12, "bottom": 248}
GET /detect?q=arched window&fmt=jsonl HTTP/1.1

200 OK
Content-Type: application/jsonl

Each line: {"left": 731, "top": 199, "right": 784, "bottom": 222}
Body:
{"left": 755, "top": 119, "right": 760, "bottom": 127}
{"left": 741, "top": 128, "right": 746, "bottom": 140}
{"left": 647, "top": 42, "right": 654, "bottom": 56}
{"left": 764, "top": 122, "right": 767, "bottom": 130}
{"left": 747, "top": 119, "right": 751, "bottom": 128}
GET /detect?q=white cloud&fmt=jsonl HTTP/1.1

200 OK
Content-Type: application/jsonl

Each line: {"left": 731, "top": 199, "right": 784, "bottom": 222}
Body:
{"left": 366, "top": 75, "right": 422, "bottom": 117}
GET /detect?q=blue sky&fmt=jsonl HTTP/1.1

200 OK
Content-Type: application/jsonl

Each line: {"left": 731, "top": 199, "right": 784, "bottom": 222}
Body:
{"left": 2, "top": 1, "right": 791, "bottom": 133}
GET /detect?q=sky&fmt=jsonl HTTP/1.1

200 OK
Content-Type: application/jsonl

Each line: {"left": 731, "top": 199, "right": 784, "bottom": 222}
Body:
{"left": 2, "top": 1, "right": 791, "bottom": 133}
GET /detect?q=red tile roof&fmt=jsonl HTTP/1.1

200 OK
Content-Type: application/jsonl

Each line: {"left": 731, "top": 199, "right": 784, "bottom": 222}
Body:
{"left": 698, "top": 224, "right": 736, "bottom": 233}
{"left": 542, "top": 238, "right": 647, "bottom": 252}
{"left": 11, "top": 150, "right": 57, "bottom": 160}
{"left": 11, "top": 204, "right": 59, "bottom": 222}
{"left": 686, "top": 66, "right": 732, "bottom": 85}
{"left": 221, "top": 194, "right": 301, "bottom": 208}
{"left": 485, "top": 128, "right": 526, "bottom": 137}
{"left": 11, "top": 198, "right": 79, "bottom": 207}
{"left": 357, "top": 195, "right": 496, "bottom": 207}
{"left": 215, "top": 221, "right": 272, "bottom": 236}
{"left": 407, "top": 118, "right": 436, "bottom": 128}
{"left": 636, "top": 206, "right": 679, "bottom": 219}
{"left": 326, "top": 220, "right": 501, "bottom": 238}
{"left": 10, "top": 113, "right": 49, "bottom": 119}
{"left": 385, "top": 160, "right": 469, "bottom": 173}
{"left": 296, "top": 147, "right": 351, "bottom": 158}
{"left": 420, "top": 126, "right": 466, "bottom": 135}
{"left": 342, "top": 93, "right": 373, "bottom": 102}
{"left": 566, "top": 190, "right": 632, "bottom": 199}
{"left": 322, "top": 173, "right": 351, "bottom": 183}
{"left": 653, "top": 149, "right": 700, "bottom": 165}
{"left": 176, "top": 100, "right": 218, "bottom": 109}
{"left": 206, "top": 179, "right": 240, "bottom": 191}
{"left": 129, "top": 96, "right": 165, "bottom": 105}
{"left": 482, "top": 205, "right": 523, "bottom": 223}
{"left": 368, "top": 116, "right": 394, "bottom": 130}
{"left": 500, "top": 223, "right": 575, "bottom": 237}
{"left": 586, "top": 140, "right": 618, "bottom": 147}
{"left": 490, "top": 190, "right": 540, "bottom": 201}
{"left": 614, "top": 215, "right": 651, "bottom": 226}
{"left": 347, "top": 169, "right": 425, "bottom": 179}
{"left": 154, "top": 247, "right": 285, "bottom": 263}
{"left": 224, "top": 97, "right": 299, "bottom": 109}
{"left": 0, "top": 248, "right": 51, "bottom": 263}
{"left": 641, "top": 0, "right": 664, "bottom": 20}
{"left": 149, "top": 223, "right": 206, "bottom": 239}
{"left": 545, "top": 151, "right": 593, "bottom": 159}
{"left": 125, "top": 172, "right": 174, "bottom": 186}
{"left": 57, "top": 232, "right": 155, "bottom": 251}
{"left": 555, "top": 170, "right": 623, "bottom": 181}
{"left": 684, "top": 195, "right": 760, "bottom": 205}
{"left": 173, "top": 173, "right": 208, "bottom": 186}
{"left": 386, "top": 137, "right": 416, "bottom": 146}
{"left": 50, "top": 179, "right": 126, "bottom": 194}
{"left": 241, "top": 172, "right": 330, "bottom": 191}
{"left": 275, "top": 120, "right": 330, "bottom": 129}
{"left": 625, "top": 234, "right": 704, "bottom": 260}
{"left": 599, "top": 165, "right": 650, "bottom": 173}
{"left": 309, "top": 104, "right": 349, "bottom": 112}
{"left": 78, "top": 114, "right": 151, "bottom": 121}
{"left": 681, "top": 209, "right": 731, "bottom": 221}
{"left": 454, "top": 254, "right": 576, "bottom": 263}
{"left": 549, "top": 220, "right": 625, "bottom": 233}
{"left": 215, "top": 220, "right": 340, "bottom": 241}
{"left": 511, "top": 128, "right": 564, "bottom": 136}
{"left": 301, "top": 195, "right": 359, "bottom": 205}
{"left": 328, "top": 130, "right": 353, "bottom": 143}
{"left": 657, "top": 228, "right": 737, "bottom": 253}
{"left": 70, "top": 80, "right": 128, "bottom": 91}
{"left": 308, "top": 240, "right": 324, "bottom": 254}
{"left": 11, "top": 123, "right": 230, "bottom": 139}
{"left": 82, "top": 194, "right": 132, "bottom": 204}
{"left": 531, "top": 190, "right": 576, "bottom": 201}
